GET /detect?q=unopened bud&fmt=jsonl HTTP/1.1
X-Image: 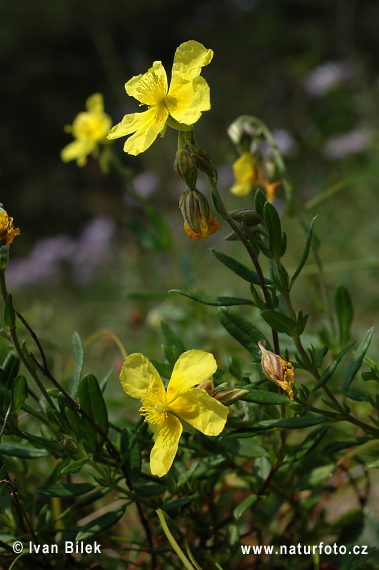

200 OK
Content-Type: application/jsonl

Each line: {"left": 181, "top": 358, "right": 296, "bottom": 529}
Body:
{"left": 193, "top": 148, "right": 217, "bottom": 178}
{"left": 179, "top": 189, "right": 210, "bottom": 233}
{"left": 197, "top": 378, "right": 215, "bottom": 391}
{"left": 174, "top": 150, "right": 197, "bottom": 190}
{"left": 258, "top": 341, "right": 295, "bottom": 401}
{"left": 210, "top": 388, "right": 249, "bottom": 406}
{"left": 229, "top": 209, "right": 261, "bottom": 226}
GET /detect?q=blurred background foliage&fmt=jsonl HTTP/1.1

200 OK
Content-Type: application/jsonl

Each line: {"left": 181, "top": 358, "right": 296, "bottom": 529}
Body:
{"left": 2, "top": 0, "right": 379, "bottom": 366}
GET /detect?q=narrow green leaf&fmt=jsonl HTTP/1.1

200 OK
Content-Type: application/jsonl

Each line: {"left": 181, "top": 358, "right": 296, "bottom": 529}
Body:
{"left": 341, "top": 327, "right": 374, "bottom": 395}
{"left": 218, "top": 308, "right": 270, "bottom": 360}
{"left": 170, "top": 289, "right": 255, "bottom": 307}
{"left": 334, "top": 284, "right": 354, "bottom": 345}
{"left": 312, "top": 341, "right": 355, "bottom": 392}
{"left": 240, "top": 389, "right": 289, "bottom": 405}
{"left": 72, "top": 331, "right": 85, "bottom": 396}
{"left": 146, "top": 205, "right": 171, "bottom": 250}
{"left": 11, "top": 375, "right": 28, "bottom": 412}
{"left": 76, "top": 504, "right": 126, "bottom": 541}
{"left": 134, "top": 482, "right": 167, "bottom": 497}
{"left": 260, "top": 309, "right": 297, "bottom": 335}
{"left": 161, "top": 321, "right": 185, "bottom": 365}
{"left": 220, "top": 438, "right": 266, "bottom": 458}
{"left": 34, "top": 483, "right": 95, "bottom": 497}
{"left": 254, "top": 189, "right": 267, "bottom": 217}
{"left": 233, "top": 494, "right": 258, "bottom": 520}
{"left": 290, "top": 216, "right": 317, "bottom": 286}
{"left": 61, "top": 456, "right": 92, "bottom": 474}
{"left": 289, "top": 425, "right": 329, "bottom": 462}
{"left": 321, "top": 436, "right": 369, "bottom": 457}
{"left": 0, "top": 441, "right": 50, "bottom": 458}
{"left": 78, "top": 374, "right": 109, "bottom": 447}
{"left": 263, "top": 201, "right": 282, "bottom": 259}
{"left": 259, "top": 416, "right": 329, "bottom": 429}
{"left": 211, "top": 248, "right": 266, "bottom": 285}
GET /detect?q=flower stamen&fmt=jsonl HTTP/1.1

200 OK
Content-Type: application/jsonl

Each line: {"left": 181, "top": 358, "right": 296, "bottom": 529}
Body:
{"left": 136, "top": 75, "right": 167, "bottom": 107}
{"left": 140, "top": 387, "right": 168, "bottom": 427}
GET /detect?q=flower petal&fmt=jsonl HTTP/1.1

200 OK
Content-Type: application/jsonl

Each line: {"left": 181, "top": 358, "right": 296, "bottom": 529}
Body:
{"left": 119, "top": 353, "right": 164, "bottom": 400}
{"left": 149, "top": 413, "right": 182, "bottom": 477}
{"left": 125, "top": 61, "right": 168, "bottom": 102}
{"left": 166, "top": 76, "right": 211, "bottom": 125}
{"left": 107, "top": 106, "right": 168, "bottom": 155}
{"left": 233, "top": 152, "right": 257, "bottom": 184}
{"left": 167, "top": 350, "right": 217, "bottom": 401}
{"left": 85, "top": 93, "right": 104, "bottom": 114}
{"left": 170, "top": 389, "right": 228, "bottom": 436}
{"left": 230, "top": 182, "right": 252, "bottom": 196}
{"left": 60, "top": 140, "right": 94, "bottom": 165}
{"left": 171, "top": 40, "right": 213, "bottom": 83}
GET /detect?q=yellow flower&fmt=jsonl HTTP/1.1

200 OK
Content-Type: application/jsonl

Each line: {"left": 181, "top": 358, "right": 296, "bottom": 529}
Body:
{"left": 119, "top": 350, "right": 228, "bottom": 477}
{"left": 231, "top": 152, "right": 281, "bottom": 202}
{"left": 107, "top": 40, "right": 213, "bottom": 156}
{"left": 184, "top": 216, "right": 221, "bottom": 242}
{"left": 61, "top": 94, "right": 112, "bottom": 167}
{"left": 0, "top": 209, "right": 20, "bottom": 246}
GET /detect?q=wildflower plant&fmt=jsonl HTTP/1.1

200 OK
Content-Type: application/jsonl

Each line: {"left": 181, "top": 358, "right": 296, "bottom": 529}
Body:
{"left": 1, "top": 39, "right": 379, "bottom": 570}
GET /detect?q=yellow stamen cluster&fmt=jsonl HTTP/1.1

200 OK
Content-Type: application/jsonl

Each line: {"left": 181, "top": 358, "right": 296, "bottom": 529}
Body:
{"left": 140, "top": 387, "right": 168, "bottom": 427}
{"left": 0, "top": 210, "right": 20, "bottom": 246}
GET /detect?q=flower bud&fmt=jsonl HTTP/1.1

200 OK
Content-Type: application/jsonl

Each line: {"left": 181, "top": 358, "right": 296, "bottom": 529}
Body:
{"left": 197, "top": 378, "right": 215, "bottom": 391}
{"left": 210, "top": 388, "right": 249, "bottom": 406}
{"left": 174, "top": 149, "right": 197, "bottom": 190}
{"left": 193, "top": 148, "right": 217, "bottom": 178}
{"left": 258, "top": 341, "right": 295, "bottom": 401}
{"left": 229, "top": 209, "right": 262, "bottom": 226}
{"left": 179, "top": 189, "right": 210, "bottom": 233}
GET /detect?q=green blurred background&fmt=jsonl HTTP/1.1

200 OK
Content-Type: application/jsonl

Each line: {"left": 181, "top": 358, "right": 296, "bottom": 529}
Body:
{"left": 2, "top": 0, "right": 379, "bottom": 370}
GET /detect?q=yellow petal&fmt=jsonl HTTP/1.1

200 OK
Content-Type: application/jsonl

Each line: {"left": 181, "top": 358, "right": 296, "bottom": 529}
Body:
{"left": 233, "top": 152, "right": 257, "bottom": 184}
{"left": 125, "top": 61, "right": 168, "bottom": 103}
{"left": 170, "top": 389, "right": 228, "bottom": 436}
{"left": 85, "top": 93, "right": 104, "bottom": 114}
{"left": 167, "top": 350, "right": 217, "bottom": 402}
{"left": 171, "top": 40, "right": 213, "bottom": 83}
{"left": 119, "top": 353, "right": 164, "bottom": 400}
{"left": 230, "top": 182, "right": 252, "bottom": 197}
{"left": 107, "top": 106, "right": 168, "bottom": 155}
{"left": 166, "top": 76, "right": 211, "bottom": 125}
{"left": 149, "top": 413, "right": 182, "bottom": 477}
{"left": 60, "top": 139, "right": 94, "bottom": 165}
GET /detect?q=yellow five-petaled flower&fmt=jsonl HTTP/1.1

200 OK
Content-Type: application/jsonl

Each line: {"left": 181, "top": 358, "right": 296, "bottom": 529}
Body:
{"left": 107, "top": 40, "right": 213, "bottom": 156}
{"left": 119, "top": 350, "right": 228, "bottom": 477}
{"left": 61, "top": 93, "right": 112, "bottom": 167}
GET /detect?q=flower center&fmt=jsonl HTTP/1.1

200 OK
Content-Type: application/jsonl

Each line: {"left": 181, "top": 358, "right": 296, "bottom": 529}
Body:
{"left": 140, "top": 387, "right": 168, "bottom": 427}
{"left": 136, "top": 74, "right": 167, "bottom": 107}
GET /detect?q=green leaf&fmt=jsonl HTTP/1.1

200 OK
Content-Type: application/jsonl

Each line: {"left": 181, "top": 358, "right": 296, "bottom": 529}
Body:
{"left": 263, "top": 201, "right": 282, "bottom": 259}
{"left": 290, "top": 216, "right": 317, "bottom": 286}
{"left": 341, "top": 327, "right": 374, "bottom": 395}
{"left": 146, "top": 205, "right": 171, "bottom": 250}
{"left": 321, "top": 436, "right": 369, "bottom": 457}
{"left": 259, "top": 416, "right": 329, "bottom": 429}
{"left": 260, "top": 309, "right": 297, "bottom": 335}
{"left": 0, "top": 441, "right": 50, "bottom": 458}
{"left": 72, "top": 331, "right": 85, "bottom": 396}
{"left": 335, "top": 284, "right": 354, "bottom": 346}
{"left": 3, "top": 293, "right": 15, "bottom": 327}
{"left": 61, "top": 456, "right": 92, "bottom": 474}
{"left": 240, "top": 389, "right": 289, "bottom": 405}
{"left": 218, "top": 308, "right": 270, "bottom": 360}
{"left": 211, "top": 249, "right": 267, "bottom": 285}
{"left": 34, "top": 483, "right": 95, "bottom": 497}
{"left": 161, "top": 321, "right": 186, "bottom": 365}
{"left": 254, "top": 189, "right": 267, "bottom": 217}
{"left": 134, "top": 482, "right": 167, "bottom": 497}
{"left": 78, "top": 374, "right": 109, "bottom": 450}
{"left": 125, "top": 219, "right": 163, "bottom": 250}
{"left": 11, "top": 375, "right": 28, "bottom": 412}
{"left": 233, "top": 494, "right": 258, "bottom": 520}
{"left": 76, "top": 504, "right": 126, "bottom": 541}
{"left": 220, "top": 438, "right": 266, "bottom": 458}
{"left": 312, "top": 341, "right": 355, "bottom": 392}
{"left": 288, "top": 425, "right": 329, "bottom": 462}
{"left": 170, "top": 289, "right": 255, "bottom": 307}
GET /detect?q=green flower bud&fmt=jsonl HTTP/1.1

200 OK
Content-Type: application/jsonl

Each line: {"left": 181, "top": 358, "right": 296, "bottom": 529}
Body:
{"left": 229, "top": 209, "right": 262, "bottom": 226}
{"left": 174, "top": 149, "right": 197, "bottom": 190}
{"left": 209, "top": 388, "right": 249, "bottom": 406}
{"left": 193, "top": 148, "right": 217, "bottom": 178}
{"left": 179, "top": 189, "right": 210, "bottom": 233}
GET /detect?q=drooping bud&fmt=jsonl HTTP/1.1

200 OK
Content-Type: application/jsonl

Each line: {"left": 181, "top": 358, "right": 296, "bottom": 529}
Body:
{"left": 258, "top": 340, "right": 295, "bottom": 401}
{"left": 179, "top": 189, "right": 210, "bottom": 233}
{"left": 174, "top": 150, "right": 197, "bottom": 190}
{"left": 0, "top": 210, "right": 20, "bottom": 247}
{"left": 229, "top": 209, "right": 262, "bottom": 226}
{"left": 193, "top": 148, "right": 217, "bottom": 179}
